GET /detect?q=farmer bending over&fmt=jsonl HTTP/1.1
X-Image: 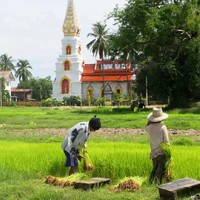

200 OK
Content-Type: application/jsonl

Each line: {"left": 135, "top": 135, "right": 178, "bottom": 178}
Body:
{"left": 146, "top": 107, "right": 170, "bottom": 185}
{"left": 62, "top": 116, "right": 101, "bottom": 175}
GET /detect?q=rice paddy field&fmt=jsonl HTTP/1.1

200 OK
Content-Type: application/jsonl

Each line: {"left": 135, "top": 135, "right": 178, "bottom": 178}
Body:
{"left": 1, "top": 106, "right": 200, "bottom": 200}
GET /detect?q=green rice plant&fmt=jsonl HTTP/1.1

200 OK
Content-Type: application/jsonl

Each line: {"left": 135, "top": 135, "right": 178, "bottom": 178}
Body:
{"left": 172, "top": 137, "right": 196, "bottom": 146}
{"left": 161, "top": 143, "right": 173, "bottom": 182}
{"left": 0, "top": 141, "right": 65, "bottom": 181}
{"left": 172, "top": 146, "right": 200, "bottom": 180}
{"left": 1, "top": 139, "right": 200, "bottom": 184}
{"left": 88, "top": 142, "right": 151, "bottom": 180}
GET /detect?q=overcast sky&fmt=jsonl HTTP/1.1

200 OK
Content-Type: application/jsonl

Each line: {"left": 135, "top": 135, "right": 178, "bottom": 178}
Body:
{"left": 0, "top": 0, "right": 127, "bottom": 85}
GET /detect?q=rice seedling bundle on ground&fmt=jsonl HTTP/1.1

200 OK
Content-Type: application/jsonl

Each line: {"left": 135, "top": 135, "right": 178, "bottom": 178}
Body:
{"left": 111, "top": 176, "right": 145, "bottom": 192}
{"left": 45, "top": 173, "right": 88, "bottom": 187}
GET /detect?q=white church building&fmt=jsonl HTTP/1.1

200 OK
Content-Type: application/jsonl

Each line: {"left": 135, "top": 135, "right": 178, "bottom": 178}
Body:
{"left": 52, "top": 0, "right": 134, "bottom": 101}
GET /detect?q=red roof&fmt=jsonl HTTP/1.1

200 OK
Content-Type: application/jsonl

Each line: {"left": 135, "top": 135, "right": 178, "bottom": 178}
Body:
{"left": 11, "top": 88, "right": 32, "bottom": 92}
{"left": 81, "top": 60, "right": 134, "bottom": 82}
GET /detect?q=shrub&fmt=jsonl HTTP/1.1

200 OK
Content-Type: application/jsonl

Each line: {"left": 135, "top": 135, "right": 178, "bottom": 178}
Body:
{"left": 41, "top": 98, "right": 61, "bottom": 107}
{"left": 62, "top": 96, "right": 81, "bottom": 106}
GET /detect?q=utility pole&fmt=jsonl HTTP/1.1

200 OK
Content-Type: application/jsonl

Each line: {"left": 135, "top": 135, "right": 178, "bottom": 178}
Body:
{"left": 0, "top": 80, "right": 2, "bottom": 107}
{"left": 146, "top": 76, "right": 148, "bottom": 106}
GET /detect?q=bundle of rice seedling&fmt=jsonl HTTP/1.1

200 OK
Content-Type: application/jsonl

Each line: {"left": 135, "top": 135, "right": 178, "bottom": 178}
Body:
{"left": 45, "top": 173, "right": 88, "bottom": 187}
{"left": 111, "top": 176, "right": 144, "bottom": 192}
{"left": 161, "top": 143, "right": 173, "bottom": 182}
{"left": 45, "top": 175, "right": 57, "bottom": 184}
{"left": 80, "top": 150, "right": 94, "bottom": 172}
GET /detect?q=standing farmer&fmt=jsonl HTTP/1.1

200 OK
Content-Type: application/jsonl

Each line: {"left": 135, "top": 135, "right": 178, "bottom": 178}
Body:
{"left": 146, "top": 107, "right": 170, "bottom": 185}
{"left": 62, "top": 116, "right": 101, "bottom": 175}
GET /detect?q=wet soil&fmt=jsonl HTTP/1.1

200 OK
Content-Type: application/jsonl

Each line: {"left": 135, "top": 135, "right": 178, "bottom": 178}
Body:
{"left": 12, "top": 128, "right": 200, "bottom": 136}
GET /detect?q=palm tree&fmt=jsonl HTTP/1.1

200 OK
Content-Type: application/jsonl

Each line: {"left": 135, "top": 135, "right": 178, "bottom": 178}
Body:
{"left": 87, "top": 22, "right": 110, "bottom": 97}
{"left": 15, "top": 60, "right": 32, "bottom": 81}
{"left": 87, "top": 22, "right": 109, "bottom": 59}
{"left": 15, "top": 60, "right": 32, "bottom": 101}
{"left": 0, "top": 54, "right": 15, "bottom": 71}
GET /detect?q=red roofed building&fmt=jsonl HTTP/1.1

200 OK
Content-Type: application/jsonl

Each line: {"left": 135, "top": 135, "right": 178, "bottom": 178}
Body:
{"left": 11, "top": 88, "right": 32, "bottom": 101}
{"left": 81, "top": 60, "right": 134, "bottom": 100}
{"left": 52, "top": 0, "right": 135, "bottom": 102}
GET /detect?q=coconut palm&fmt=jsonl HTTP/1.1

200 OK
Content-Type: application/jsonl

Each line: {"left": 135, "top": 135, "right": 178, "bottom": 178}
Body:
{"left": 15, "top": 60, "right": 32, "bottom": 82}
{"left": 87, "top": 22, "right": 110, "bottom": 97}
{"left": 0, "top": 54, "right": 15, "bottom": 71}
{"left": 15, "top": 59, "right": 32, "bottom": 101}
{"left": 87, "top": 22, "right": 109, "bottom": 60}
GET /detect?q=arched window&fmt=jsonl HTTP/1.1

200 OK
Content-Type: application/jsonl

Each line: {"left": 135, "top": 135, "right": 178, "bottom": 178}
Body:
{"left": 115, "top": 88, "right": 122, "bottom": 95}
{"left": 62, "top": 79, "right": 69, "bottom": 94}
{"left": 78, "top": 46, "right": 81, "bottom": 54}
{"left": 66, "top": 46, "right": 72, "bottom": 55}
{"left": 87, "top": 88, "right": 93, "bottom": 100}
{"left": 64, "top": 60, "right": 70, "bottom": 70}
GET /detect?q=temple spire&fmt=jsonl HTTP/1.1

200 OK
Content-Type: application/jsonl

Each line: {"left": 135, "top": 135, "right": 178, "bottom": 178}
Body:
{"left": 63, "top": 0, "right": 80, "bottom": 36}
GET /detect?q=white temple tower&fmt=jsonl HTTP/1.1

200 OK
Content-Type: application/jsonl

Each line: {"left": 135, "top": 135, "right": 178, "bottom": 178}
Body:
{"left": 52, "top": 0, "right": 84, "bottom": 101}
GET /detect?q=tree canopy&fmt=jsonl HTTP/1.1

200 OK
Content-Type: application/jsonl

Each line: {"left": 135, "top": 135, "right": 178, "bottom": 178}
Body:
{"left": 87, "top": 22, "right": 110, "bottom": 60}
{"left": 15, "top": 60, "right": 32, "bottom": 82}
{"left": 17, "top": 76, "right": 52, "bottom": 101}
{"left": 108, "top": 0, "right": 200, "bottom": 107}
{"left": 0, "top": 54, "right": 15, "bottom": 71}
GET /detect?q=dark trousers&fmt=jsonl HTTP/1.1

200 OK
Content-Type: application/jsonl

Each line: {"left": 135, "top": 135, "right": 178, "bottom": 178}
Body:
{"left": 149, "top": 154, "right": 166, "bottom": 185}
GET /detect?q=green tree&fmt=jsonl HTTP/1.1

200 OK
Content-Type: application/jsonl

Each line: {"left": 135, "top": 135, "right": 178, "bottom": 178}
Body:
{"left": 15, "top": 60, "right": 32, "bottom": 82}
{"left": 30, "top": 77, "right": 52, "bottom": 101}
{"left": 17, "top": 76, "right": 52, "bottom": 101}
{"left": 15, "top": 60, "right": 32, "bottom": 101}
{"left": 0, "top": 54, "right": 15, "bottom": 71}
{"left": 0, "top": 77, "right": 10, "bottom": 105}
{"left": 87, "top": 22, "right": 110, "bottom": 97}
{"left": 87, "top": 22, "right": 110, "bottom": 59}
{"left": 109, "top": 0, "right": 200, "bottom": 108}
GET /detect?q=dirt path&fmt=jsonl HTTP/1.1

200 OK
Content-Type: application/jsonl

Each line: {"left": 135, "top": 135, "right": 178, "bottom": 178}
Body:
{"left": 13, "top": 128, "right": 200, "bottom": 136}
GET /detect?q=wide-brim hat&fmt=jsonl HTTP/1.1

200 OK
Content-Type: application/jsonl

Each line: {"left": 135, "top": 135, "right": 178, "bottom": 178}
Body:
{"left": 147, "top": 107, "right": 168, "bottom": 122}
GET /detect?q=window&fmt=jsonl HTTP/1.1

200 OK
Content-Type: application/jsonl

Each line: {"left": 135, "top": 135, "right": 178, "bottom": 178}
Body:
{"left": 78, "top": 46, "right": 81, "bottom": 54}
{"left": 115, "top": 88, "right": 122, "bottom": 95}
{"left": 62, "top": 79, "right": 69, "bottom": 94}
{"left": 64, "top": 60, "right": 70, "bottom": 70}
{"left": 66, "top": 46, "right": 72, "bottom": 55}
{"left": 87, "top": 89, "right": 93, "bottom": 100}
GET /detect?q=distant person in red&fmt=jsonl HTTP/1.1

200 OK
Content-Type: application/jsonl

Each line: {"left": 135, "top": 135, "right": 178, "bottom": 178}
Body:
{"left": 61, "top": 116, "right": 101, "bottom": 175}
{"left": 146, "top": 107, "right": 170, "bottom": 184}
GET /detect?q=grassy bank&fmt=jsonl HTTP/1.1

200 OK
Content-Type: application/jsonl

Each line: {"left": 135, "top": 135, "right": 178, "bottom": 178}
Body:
{"left": 1, "top": 106, "right": 200, "bottom": 130}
